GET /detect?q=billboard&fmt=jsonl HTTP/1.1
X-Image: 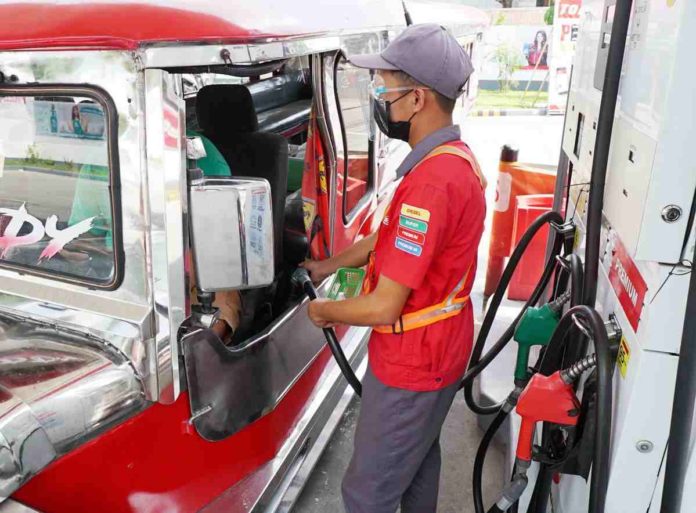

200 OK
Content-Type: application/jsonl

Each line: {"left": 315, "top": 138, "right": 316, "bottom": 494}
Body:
{"left": 548, "top": 0, "right": 583, "bottom": 112}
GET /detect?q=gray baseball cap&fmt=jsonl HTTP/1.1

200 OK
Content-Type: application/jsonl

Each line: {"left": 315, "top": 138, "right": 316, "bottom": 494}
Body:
{"left": 349, "top": 23, "right": 474, "bottom": 100}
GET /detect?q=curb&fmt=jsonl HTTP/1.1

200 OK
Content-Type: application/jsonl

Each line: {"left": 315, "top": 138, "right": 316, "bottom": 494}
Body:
{"left": 469, "top": 107, "right": 549, "bottom": 117}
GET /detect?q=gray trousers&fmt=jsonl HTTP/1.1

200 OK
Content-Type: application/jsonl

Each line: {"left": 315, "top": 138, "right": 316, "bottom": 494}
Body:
{"left": 342, "top": 365, "right": 460, "bottom": 513}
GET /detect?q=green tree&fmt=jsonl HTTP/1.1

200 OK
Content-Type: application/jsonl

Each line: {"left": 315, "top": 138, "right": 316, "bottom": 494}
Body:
{"left": 544, "top": 2, "right": 555, "bottom": 25}
{"left": 494, "top": 44, "right": 523, "bottom": 92}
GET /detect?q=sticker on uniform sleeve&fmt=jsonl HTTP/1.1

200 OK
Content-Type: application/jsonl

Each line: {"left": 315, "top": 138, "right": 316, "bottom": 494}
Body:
{"left": 395, "top": 237, "right": 423, "bottom": 256}
{"left": 399, "top": 215, "right": 428, "bottom": 234}
{"left": 401, "top": 203, "right": 430, "bottom": 222}
{"left": 397, "top": 226, "right": 426, "bottom": 245}
{"left": 617, "top": 336, "right": 630, "bottom": 378}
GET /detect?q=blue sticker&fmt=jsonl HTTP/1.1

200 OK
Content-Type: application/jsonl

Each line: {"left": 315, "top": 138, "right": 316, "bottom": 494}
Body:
{"left": 395, "top": 237, "right": 423, "bottom": 257}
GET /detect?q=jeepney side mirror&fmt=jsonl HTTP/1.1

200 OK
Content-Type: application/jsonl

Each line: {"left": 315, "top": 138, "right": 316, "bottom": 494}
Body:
{"left": 188, "top": 177, "right": 275, "bottom": 292}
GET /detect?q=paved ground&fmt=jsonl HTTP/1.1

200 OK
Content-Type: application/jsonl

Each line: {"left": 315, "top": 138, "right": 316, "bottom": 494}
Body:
{"left": 294, "top": 113, "right": 564, "bottom": 513}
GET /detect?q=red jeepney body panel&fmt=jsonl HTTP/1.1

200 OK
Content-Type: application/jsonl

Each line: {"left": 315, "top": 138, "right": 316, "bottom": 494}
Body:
{"left": 0, "top": 0, "right": 407, "bottom": 51}
{"left": 14, "top": 348, "right": 333, "bottom": 513}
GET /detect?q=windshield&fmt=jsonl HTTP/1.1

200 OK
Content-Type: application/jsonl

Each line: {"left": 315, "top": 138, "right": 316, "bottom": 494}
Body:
{"left": 0, "top": 91, "right": 118, "bottom": 286}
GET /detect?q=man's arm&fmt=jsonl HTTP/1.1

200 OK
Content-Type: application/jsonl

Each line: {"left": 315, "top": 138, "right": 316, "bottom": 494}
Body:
{"left": 302, "top": 232, "right": 377, "bottom": 283}
{"left": 308, "top": 273, "right": 410, "bottom": 328}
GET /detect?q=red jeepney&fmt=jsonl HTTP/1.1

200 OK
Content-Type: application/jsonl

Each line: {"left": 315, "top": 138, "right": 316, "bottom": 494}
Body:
{"left": 0, "top": 2, "right": 487, "bottom": 512}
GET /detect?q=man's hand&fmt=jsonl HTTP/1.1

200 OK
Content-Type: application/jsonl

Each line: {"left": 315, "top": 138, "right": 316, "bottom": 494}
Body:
{"left": 305, "top": 275, "right": 410, "bottom": 328}
{"left": 301, "top": 259, "right": 333, "bottom": 284}
{"left": 308, "top": 299, "right": 337, "bottom": 329}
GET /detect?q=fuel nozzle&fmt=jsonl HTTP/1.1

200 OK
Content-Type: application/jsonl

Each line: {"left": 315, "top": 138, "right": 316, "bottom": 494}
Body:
{"left": 514, "top": 354, "right": 598, "bottom": 468}
{"left": 515, "top": 371, "right": 581, "bottom": 465}
{"left": 513, "top": 290, "right": 572, "bottom": 383}
{"left": 291, "top": 268, "right": 317, "bottom": 300}
{"left": 560, "top": 353, "right": 598, "bottom": 384}
{"left": 548, "top": 290, "right": 572, "bottom": 313}
{"left": 488, "top": 467, "right": 529, "bottom": 513}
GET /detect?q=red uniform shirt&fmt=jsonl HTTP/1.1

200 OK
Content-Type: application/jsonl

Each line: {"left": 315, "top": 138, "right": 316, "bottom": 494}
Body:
{"left": 367, "top": 140, "right": 486, "bottom": 391}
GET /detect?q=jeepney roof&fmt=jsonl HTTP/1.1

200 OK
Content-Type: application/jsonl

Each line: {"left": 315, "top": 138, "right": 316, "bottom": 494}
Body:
{"left": 0, "top": 0, "right": 488, "bottom": 52}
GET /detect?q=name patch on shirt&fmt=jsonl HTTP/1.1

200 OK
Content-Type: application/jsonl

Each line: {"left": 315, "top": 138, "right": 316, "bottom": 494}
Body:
{"left": 401, "top": 203, "right": 430, "bottom": 222}
{"left": 395, "top": 237, "right": 423, "bottom": 257}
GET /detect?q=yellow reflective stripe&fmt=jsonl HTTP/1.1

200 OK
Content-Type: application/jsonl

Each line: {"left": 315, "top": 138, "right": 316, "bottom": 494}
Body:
{"left": 445, "top": 266, "right": 472, "bottom": 304}
{"left": 423, "top": 145, "right": 486, "bottom": 189}
{"left": 372, "top": 295, "right": 471, "bottom": 334}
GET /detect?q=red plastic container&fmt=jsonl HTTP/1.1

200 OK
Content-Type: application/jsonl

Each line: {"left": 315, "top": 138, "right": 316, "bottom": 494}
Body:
{"left": 508, "top": 194, "right": 554, "bottom": 301}
{"left": 484, "top": 156, "right": 557, "bottom": 298}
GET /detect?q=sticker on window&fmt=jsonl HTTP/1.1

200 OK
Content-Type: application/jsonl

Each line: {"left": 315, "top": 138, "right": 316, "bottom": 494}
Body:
{"left": 0, "top": 205, "right": 94, "bottom": 261}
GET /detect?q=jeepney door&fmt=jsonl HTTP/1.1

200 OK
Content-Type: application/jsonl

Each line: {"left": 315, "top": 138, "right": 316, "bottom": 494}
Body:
{"left": 321, "top": 50, "right": 377, "bottom": 254}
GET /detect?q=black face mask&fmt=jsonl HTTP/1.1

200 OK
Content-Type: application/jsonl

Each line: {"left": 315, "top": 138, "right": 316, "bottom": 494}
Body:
{"left": 373, "top": 90, "right": 417, "bottom": 142}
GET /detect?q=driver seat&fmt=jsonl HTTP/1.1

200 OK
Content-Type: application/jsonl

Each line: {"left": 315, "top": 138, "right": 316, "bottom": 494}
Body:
{"left": 196, "top": 85, "right": 290, "bottom": 341}
{"left": 196, "top": 84, "right": 288, "bottom": 265}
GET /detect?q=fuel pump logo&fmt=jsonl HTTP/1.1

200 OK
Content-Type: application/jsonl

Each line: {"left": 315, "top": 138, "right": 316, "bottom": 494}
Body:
{"left": 608, "top": 235, "right": 648, "bottom": 332}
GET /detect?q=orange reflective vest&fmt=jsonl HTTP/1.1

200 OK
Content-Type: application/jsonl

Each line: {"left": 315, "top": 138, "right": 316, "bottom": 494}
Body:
{"left": 364, "top": 144, "right": 486, "bottom": 335}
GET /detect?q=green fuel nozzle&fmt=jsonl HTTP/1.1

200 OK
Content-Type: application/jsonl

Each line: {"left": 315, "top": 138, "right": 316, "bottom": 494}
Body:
{"left": 513, "top": 291, "right": 571, "bottom": 382}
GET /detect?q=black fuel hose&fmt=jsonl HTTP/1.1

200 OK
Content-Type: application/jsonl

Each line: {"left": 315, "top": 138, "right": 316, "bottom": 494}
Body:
{"left": 473, "top": 409, "right": 508, "bottom": 513}
{"left": 659, "top": 265, "right": 696, "bottom": 513}
{"left": 293, "top": 268, "right": 362, "bottom": 397}
{"left": 526, "top": 253, "right": 585, "bottom": 513}
{"left": 460, "top": 211, "right": 564, "bottom": 412}
{"left": 538, "top": 305, "right": 613, "bottom": 513}
{"left": 582, "top": 0, "right": 633, "bottom": 307}
{"left": 473, "top": 392, "right": 523, "bottom": 513}
{"left": 568, "top": 253, "right": 584, "bottom": 308}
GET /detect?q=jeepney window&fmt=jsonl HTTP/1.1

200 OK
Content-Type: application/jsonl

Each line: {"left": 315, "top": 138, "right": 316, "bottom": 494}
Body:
{"left": 329, "top": 54, "right": 373, "bottom": 222}
{"left": 0, "top": 91, "right": 120, "bottom": 288}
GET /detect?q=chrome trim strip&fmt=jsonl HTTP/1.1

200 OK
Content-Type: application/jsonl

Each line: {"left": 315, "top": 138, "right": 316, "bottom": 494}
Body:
{"left": 237, "top": 193, "right": 249, "bottom": 286}
{"left": 225, "top": 277, "right": 332, "bottom": 354}
{"left": 312, "top": 54, "right": 338, "bottom": 253}
{"left": 0, "top": 386, "right": 56, "bottom": 502}
{"left": 141, "top": 38, "right": 341, "bottom": 69}
{"left": 144, "top": 69, "right": 187, "bottom": 404}
{"left": 0, "top": 500, "right": 42, "bottom": 513}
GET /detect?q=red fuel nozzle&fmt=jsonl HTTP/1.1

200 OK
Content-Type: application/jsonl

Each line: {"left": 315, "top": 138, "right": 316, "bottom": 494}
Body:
{"left": 514, "top": 371, "right": 581, "bottom": 463}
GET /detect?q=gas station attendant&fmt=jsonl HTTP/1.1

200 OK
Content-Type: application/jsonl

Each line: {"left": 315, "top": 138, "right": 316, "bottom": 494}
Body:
{"left": 303, "top": 24, "right": 487, "bottom": 513}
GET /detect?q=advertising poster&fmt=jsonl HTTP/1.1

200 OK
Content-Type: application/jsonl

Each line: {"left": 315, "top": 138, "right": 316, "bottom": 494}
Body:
{"left": 549, "top": 0, "right": 583, "bottom": 113}
{"left": 34, "top": 100, "right": 105, "bottom": 140}
{"left": 521, "top": 29, "right": 550, "bottom": 70}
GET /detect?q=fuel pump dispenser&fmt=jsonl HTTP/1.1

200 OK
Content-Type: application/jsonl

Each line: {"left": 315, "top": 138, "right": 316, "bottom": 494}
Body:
{"left": 473, "top": 0, "right": 696, "bottom": 508}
